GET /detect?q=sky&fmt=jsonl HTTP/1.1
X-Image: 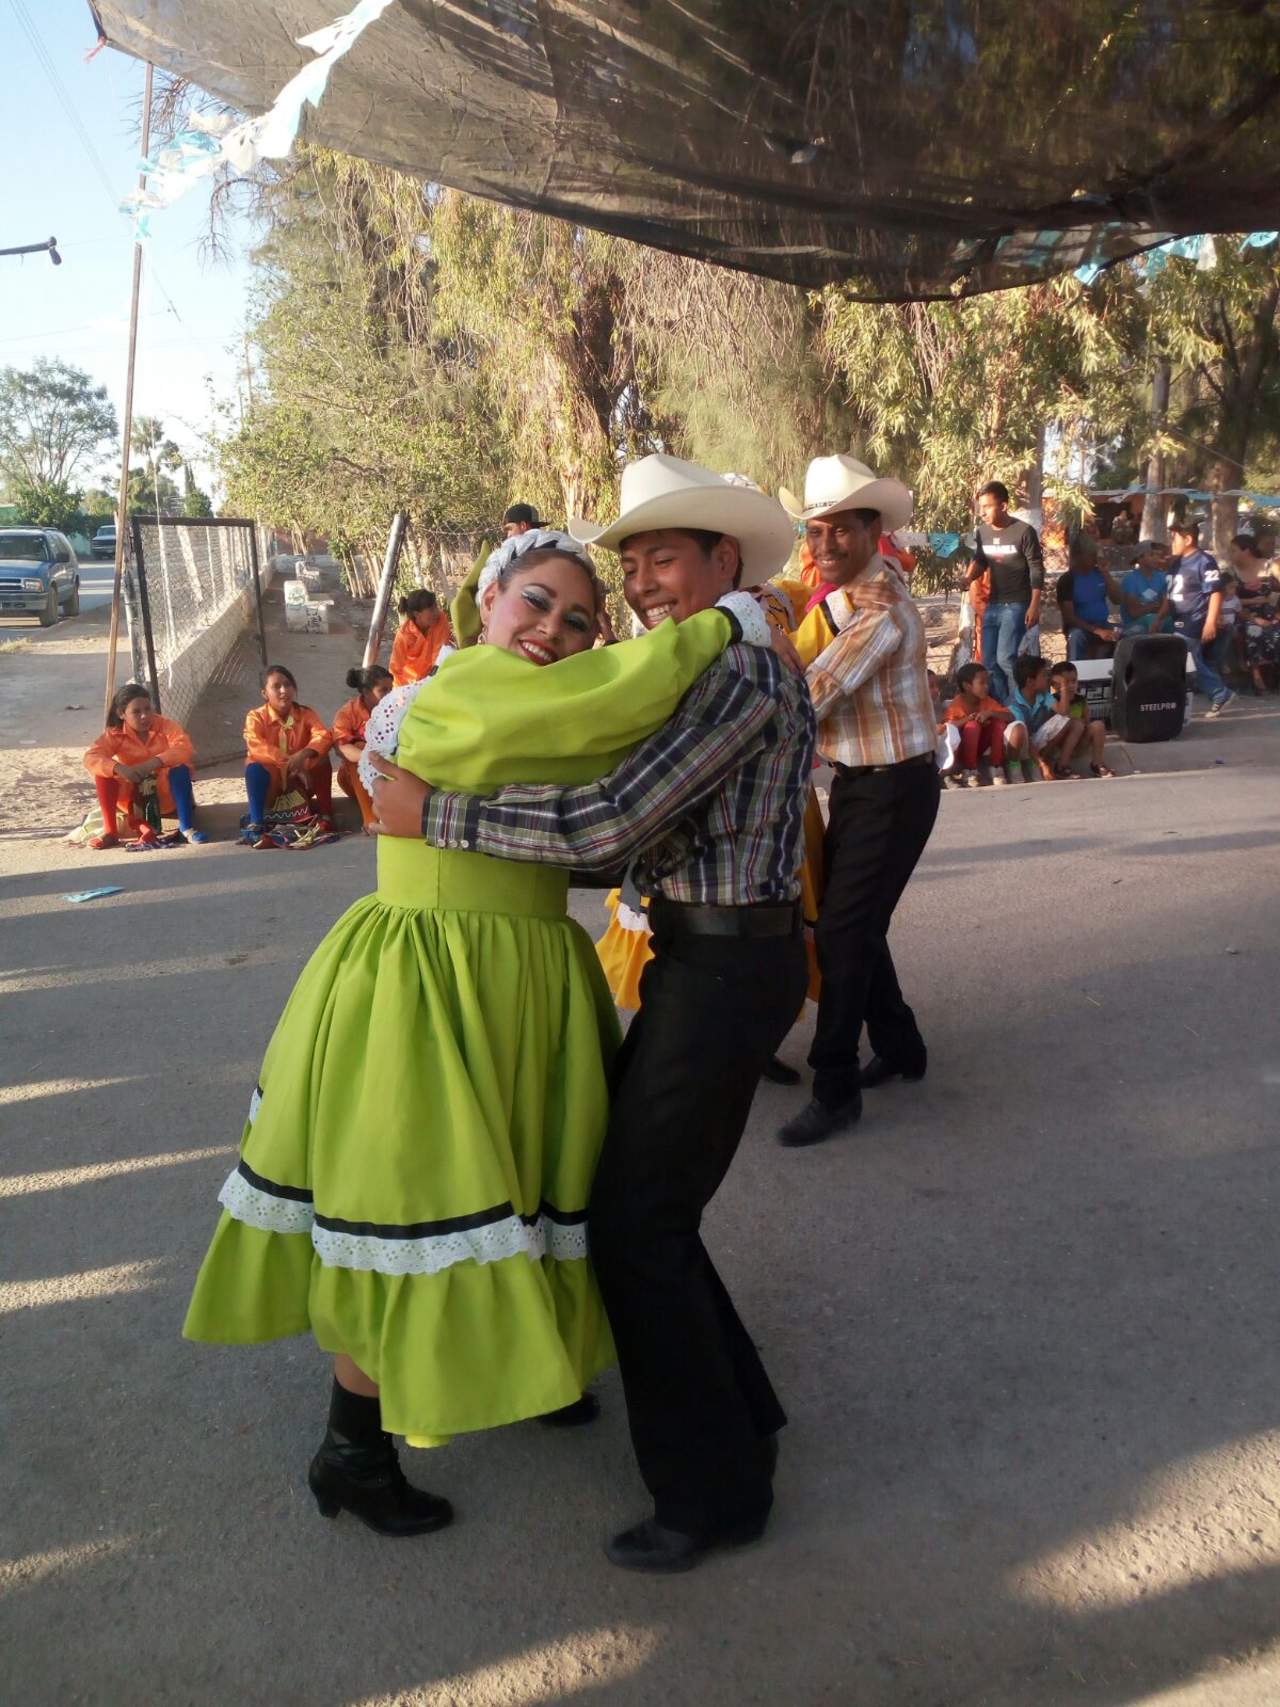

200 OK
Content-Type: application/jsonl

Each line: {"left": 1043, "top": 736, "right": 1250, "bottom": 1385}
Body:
{"left": 0, "top": 0, "right": 257, "bottom": 494}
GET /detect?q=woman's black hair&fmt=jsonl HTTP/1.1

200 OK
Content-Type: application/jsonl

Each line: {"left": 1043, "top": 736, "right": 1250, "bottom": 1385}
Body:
{"left": 261, "top": 663, "right": 298, "bottom": 691}
{"left": 345, "top": 664, "right": 393, "bottom": 694}
{"left": 1232, "top": 532, "right": 1265, "bottom": 558}
{"left": 399, "top": 589, "right": 439, "bottom": 617}
{"left": 107, "top": 681, "right": 152, "bottom": 729}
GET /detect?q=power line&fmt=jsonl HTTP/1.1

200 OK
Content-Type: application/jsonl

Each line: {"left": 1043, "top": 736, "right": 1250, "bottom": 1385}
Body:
{"left": 6, "top": 0, "right": 185, "bottom": 325}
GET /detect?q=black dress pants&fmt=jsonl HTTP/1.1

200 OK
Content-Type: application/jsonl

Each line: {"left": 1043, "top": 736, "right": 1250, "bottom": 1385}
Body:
{"left": 588, "top": 904, "right": 807, "bottom": 1536}
{"left": 809, "top": 757, "right": 941, "bottom": 1107}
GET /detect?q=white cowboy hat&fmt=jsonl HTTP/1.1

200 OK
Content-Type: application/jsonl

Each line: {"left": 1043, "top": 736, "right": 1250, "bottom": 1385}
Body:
{"left": 568, "top": 454, "right": 795, "bottom": 587}
{"left": 779, "top": 454, "right": 913, "bottom": 533}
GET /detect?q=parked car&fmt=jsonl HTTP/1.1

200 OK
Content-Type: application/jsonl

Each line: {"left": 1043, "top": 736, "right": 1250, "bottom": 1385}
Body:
{"left": 91, "top": 523, "right": 116, "bottom": 559}
{"left": 0, "top": 528, "right": 81, "bottom": 625}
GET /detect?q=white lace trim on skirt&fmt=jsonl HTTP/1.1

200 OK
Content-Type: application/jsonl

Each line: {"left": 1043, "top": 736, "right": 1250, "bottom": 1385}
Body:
{"left": 217, "top": 1165, "right": 589, "bottom": 1273}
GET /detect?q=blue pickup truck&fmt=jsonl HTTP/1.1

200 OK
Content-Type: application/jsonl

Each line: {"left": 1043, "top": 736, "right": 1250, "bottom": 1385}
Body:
{"left": 0, "top": 527, "right": 81, "bottom": 625}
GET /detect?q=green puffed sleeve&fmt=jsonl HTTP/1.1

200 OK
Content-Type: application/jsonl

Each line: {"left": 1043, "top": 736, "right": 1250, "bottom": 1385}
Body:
{"left": 448, "top": 542, "right": 494, "bottom": 649}
{"left": 397, "top": 607, "right": 737, "bottom": 794}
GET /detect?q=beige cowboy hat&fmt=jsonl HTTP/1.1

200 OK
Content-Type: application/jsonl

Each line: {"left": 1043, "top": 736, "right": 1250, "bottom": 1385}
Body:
{"left": 780, "top": 454, "right": 914, "bottom": 533}
{"left": 568, "top": 454, "right": 795, "bottom": 587}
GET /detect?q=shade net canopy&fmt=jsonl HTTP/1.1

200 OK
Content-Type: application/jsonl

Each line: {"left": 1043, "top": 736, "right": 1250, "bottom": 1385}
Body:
{"left": 96, "top": 0, "right": 1280, "bottom": 300}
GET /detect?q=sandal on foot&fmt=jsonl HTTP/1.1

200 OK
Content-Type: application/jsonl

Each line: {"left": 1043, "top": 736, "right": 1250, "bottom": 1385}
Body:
{"left": 88, "top": 833, "right": 119, "bottom": 850}
{"left": 1089, "top": 762, "right": 1115, "bottom": 778}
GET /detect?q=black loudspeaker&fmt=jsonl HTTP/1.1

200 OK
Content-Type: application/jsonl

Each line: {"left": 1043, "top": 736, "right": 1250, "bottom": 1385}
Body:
{"left": 1110, "top": 634, "right": 1189, "bottom": 742}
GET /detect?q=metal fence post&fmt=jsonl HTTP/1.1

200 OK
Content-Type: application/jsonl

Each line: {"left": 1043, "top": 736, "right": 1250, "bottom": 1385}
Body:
{"left": 130, "top": 514, "right": 162, "bottom": 712}
{"left": 247, "top": 525, "right": 268, "bottom": 666}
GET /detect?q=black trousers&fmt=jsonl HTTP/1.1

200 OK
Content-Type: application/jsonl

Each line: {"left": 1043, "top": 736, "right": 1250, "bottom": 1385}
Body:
{"left": 809, "top": 758, "right": 941, "bottom": 1107}
{"left": 588, "top": 905, "right": 807, "bottom": 1535}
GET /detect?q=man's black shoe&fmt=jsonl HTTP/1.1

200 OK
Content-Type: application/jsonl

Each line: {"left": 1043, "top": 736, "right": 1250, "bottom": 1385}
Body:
{"left": 760, "top": 1055, "right": 802, "bottom": 1086}
{"left": 537, "top": 1393, "right": 600, "bottom": 1427}
{"left": 606, "top": 1511, "right": 769, "bottom": 1574}
{"left": 777, "top": 1094, "right": 862, "bottom": 1148}
{"left": 860, "top": 1055, "right": 927, "bottom": 1090}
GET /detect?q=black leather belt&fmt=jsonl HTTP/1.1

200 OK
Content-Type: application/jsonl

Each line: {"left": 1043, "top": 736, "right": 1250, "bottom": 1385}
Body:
{"left": 834, "top": 750, "right": 935, "bottom": 779}
{"left": 650, "top": 898, "right": 802, "bottom": 938}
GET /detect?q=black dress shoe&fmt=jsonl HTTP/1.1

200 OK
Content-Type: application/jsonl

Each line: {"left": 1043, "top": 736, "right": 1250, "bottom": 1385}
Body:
{"left": 759, "top": 1055, "right": 802, "bottom": 1086}
{"left": 537, "top": 1393, "right": 600, "bottom": 1428}
{"left": 308, "top": 1434, "right": 453, "bottom": 1536}
{"left": 606, "top": 1511, "right": 770, "bottom": 1574}
{"left": 777, "top": 1094, "right": 862, "bottom": 1148}
{"left": 860, "top": 1054, "right": 927, "bottom": 1089}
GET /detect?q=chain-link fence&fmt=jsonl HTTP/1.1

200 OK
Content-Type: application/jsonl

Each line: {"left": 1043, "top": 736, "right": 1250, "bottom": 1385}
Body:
{"left": 126, "top": 515, "right": 268, "bottom": 730}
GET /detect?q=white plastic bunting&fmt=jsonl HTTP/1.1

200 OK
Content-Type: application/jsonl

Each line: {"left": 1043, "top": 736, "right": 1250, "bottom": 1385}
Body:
{"left": 121, "top": 0, "right": 399, "bottom": 234}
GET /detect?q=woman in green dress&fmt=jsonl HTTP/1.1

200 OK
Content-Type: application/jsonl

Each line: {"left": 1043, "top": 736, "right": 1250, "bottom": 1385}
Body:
{"left": 184, "top": 529, "right": 766, "bottom": 1536}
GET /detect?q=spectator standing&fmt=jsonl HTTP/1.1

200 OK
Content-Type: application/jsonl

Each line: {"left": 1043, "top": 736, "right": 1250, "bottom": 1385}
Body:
{"left": 942, "top": 663, "right": 1012, "bottom": 788}
{"left": 1120, "top": 541, "right": 1172, "bottom": 635}
{"left": 966, "top": 482, "right": 1044, "bottom": 702}
{"left": 1168, "top": 520, "right": 1236, "bottom": 717}
{"left": 502, "top": 503, "right": 542, "bottom": 539}
{"left": 1058, "top": 534, "right": 1122, "bottom": 660}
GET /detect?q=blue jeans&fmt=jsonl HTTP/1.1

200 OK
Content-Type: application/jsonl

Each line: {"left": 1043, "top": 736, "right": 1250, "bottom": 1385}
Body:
{"left": 981, "top": 601, "right": 1028, "bottom": 702}
{"left": 1178, "top": 626, "right": 1229, "bottom": 706}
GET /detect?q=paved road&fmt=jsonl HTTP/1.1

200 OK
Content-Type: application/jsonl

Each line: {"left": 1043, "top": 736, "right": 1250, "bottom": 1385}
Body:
{"left": 75, "top": 559, "right": 117, "bottom": 615}
{"left": 3, "top": 747, "right": 1280, "bottom": 1705}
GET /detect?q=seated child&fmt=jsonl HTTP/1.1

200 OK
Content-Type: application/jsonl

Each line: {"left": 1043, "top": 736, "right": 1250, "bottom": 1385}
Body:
{"left": 83, "top": 682, "right": 206, "bottom": 848}
{"left": 243, "top": 664, "right": 334, "bottom": 841}
{"left": 928, "top": 667, "right": 961, "bottom": 776}
{"left": 389, "top": 590, "right": 452, "bottom": 685}
{"left": 1048, "top": 660, "right": 1115, "bottom": 778}
{"left": 1005, "top": 654, "right": 1083, "bottom": 781}
{"left": 332, "top": 664, "right": 393, "bottom": 832}
{"left": 942, "top": 663, "right": 1012, "bottom": 788}
{"left": 1217, "top": 571, "right": 1244, "bottom": 675}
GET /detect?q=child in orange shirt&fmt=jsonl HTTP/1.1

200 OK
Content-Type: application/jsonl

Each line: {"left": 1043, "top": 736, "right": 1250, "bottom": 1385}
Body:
{"left": 243, "top": 664, "right": 333, "bottom": 838}
{"left": 943, "top": 662, "right": 1013, "bottom": 789}
{"left": 83, "top": 682, "right": 205, "bottom": 848}
{"left": 332, "top": 664, "right": 393, "bottom": 831}
{"left": 389, "top": 590, "right": 451, "bottom": 685}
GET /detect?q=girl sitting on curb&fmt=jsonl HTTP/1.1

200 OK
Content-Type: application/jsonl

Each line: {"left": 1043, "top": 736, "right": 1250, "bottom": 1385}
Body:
{"left": 332, "top": 665, "right": 393, "bottom": 832}
{"left": 243, "top": 665, "right": 333, "bottom": 842}
{"left": 83, "top": 682, "right": 206, "bottom": 849}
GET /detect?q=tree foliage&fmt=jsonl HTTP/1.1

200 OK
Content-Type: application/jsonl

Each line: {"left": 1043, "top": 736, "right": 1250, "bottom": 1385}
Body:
{"left": 217, "top": 140, "right": 1280, "bottom": 584}
{"left": 10, "top": 477, "right": 83, "bottom": 531}
{"left": 0, "top": 359, "right": 117, "bottom": 494}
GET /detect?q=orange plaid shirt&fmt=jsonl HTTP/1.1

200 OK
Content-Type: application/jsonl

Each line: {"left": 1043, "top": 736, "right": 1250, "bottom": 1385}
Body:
{"left": 802, "top": 557, "right": 936, "bottom": 769}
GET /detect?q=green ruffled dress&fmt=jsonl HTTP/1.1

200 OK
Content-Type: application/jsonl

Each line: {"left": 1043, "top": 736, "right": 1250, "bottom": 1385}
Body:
{"left": 184, "top": 613, "right": 735, "bottom": 1442}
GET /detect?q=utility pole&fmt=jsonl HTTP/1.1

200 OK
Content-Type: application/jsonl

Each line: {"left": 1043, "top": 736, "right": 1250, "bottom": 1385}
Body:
{"left": 103, "top": 62, "right": 154, "bottom": 722}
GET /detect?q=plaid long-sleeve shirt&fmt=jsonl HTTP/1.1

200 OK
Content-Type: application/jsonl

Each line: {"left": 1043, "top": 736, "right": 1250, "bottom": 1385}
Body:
{"left": 421, "top": 644, "right": 816, "bottom": 905}
{"left": 802, "top": 560, "right": 936, "bottom": 769}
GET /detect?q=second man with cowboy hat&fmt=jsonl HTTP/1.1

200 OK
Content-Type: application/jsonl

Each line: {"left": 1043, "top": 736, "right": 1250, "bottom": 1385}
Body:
{"left": 370, "top": 453, "right": 815, "bottom": 1570}
{"left": 775, "top": 454, "right": 940, "bottom": 1149}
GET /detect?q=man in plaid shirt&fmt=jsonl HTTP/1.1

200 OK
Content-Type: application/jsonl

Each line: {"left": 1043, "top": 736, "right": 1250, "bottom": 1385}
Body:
{"left": 774, "top": 455, "right": 940, "bottom": 1151}
{"left": 370, "top": 456, "right": 814, "bottom": 1572}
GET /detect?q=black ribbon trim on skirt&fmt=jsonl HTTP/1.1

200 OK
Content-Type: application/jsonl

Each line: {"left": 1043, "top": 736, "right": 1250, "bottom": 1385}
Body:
{"left": 236, "top": 1159, "right": 587, "bottom": 1240}
{"left": 238, "top": 1157, "right": 313, "bottom": 1204}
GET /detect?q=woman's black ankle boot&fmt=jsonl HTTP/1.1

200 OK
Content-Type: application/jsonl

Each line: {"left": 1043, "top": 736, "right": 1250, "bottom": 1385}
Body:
{"left": 308, "top": 1379, "right": 453, "bottom": 1537}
